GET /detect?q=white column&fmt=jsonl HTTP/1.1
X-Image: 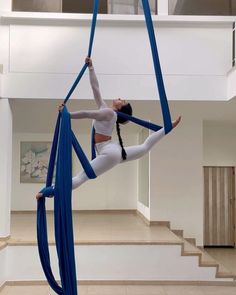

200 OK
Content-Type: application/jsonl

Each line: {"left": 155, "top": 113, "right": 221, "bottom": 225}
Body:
{"left": 0, "top": 98, "right": 12, "bottom": 238}
{"left": 0, "top": 0, "right": 11, "bottom": 11}
{"left": 157, "top": 0, "right": 169, "bottom": 15}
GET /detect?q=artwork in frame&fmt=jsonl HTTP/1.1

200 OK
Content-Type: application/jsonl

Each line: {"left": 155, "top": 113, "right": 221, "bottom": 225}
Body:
{"left": 20, "top": 141, "right": 52, "bottom": 183}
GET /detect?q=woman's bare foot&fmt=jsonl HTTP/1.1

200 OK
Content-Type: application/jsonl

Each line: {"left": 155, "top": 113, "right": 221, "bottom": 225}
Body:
{"left": 172, "top": 116, "right": 181, "bottom": 129}
{"left": 36, "top": 192, "right": 43, "bottom": 200}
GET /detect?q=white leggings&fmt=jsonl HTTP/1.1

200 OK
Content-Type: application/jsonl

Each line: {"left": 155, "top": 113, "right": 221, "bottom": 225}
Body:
{"left": 72, "top": 128, "right": 165, "bottom": 189}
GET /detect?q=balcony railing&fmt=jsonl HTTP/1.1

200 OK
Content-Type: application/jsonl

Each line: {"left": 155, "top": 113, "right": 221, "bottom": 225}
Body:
{"left": 12, "top": 0, "right": 236, "bottom": 16}
{"left": 12, "top": 0, "right": 157, "bottom": 15}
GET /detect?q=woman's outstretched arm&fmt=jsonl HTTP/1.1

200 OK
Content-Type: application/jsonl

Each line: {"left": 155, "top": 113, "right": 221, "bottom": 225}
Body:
{"left": 86, "top": 57, "right": 107, "bottom": 109}
{"left": 70, "top": 108, "right": 114, "bottom": 121}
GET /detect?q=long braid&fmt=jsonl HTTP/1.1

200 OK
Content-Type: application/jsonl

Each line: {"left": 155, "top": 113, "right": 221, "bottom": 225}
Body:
{"left": 116, "top": 121, "right": 127, "bottom": 160}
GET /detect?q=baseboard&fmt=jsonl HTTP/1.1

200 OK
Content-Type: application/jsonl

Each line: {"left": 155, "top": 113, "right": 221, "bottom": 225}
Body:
{"left": 136, "top": 210, "right": 171, "bottom": 228}
{"left": 0, "top": 282, "right": 6, "bottom": 292}
{"left": 136, "top": 210, "right": 150, "bottom": 225}
{"left": 5, "top": 280, "right": 236, "bottom": 287}
{"left": 0, "top": 236, "right": 10, "bottom": 241}
{"left": 11, "top": 209, "right": 137, "bottom": 214}
{"left": 150, "top": 221, "right": 170, "bottom": 228}
{"left": 0, "top": 243, "right": 7, "bottom": 251}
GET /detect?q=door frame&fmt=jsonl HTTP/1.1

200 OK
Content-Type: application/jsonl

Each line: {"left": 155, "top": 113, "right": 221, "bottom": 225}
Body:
{"left": 203, "top": 166, "right": 236, "bottom": 248}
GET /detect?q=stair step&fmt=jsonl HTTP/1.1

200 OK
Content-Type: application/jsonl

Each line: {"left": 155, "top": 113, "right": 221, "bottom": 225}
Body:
{"left": 181, "top": 239, "right": 235, "bottom": 279}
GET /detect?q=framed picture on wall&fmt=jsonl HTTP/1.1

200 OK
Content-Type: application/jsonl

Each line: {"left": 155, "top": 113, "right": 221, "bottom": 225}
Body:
{"left": 20, "top": 141, "right": 52, "bottom": 183}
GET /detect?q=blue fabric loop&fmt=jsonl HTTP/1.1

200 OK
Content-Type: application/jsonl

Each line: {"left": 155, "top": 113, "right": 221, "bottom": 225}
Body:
{"left": 64, "top": 0, "right": 99, "bottom": 105}
{"left": 71, "top": 131, "right": 96, "bottom": 179}
{"left": 141, "top": 0, "right": 172, "bottom": 134}
{"left": 37, "top": 1, "right": 100, "bottom": 294}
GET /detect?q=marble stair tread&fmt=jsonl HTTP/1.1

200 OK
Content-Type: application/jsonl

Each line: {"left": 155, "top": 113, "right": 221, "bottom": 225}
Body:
{"left": 10, "top": 212, "right": 183, "bottom": 244}
{"left": 0, "top": 241, "right": 7, "bottom": 250}
{"left": 182, "top": 240, "right": 235, "bottom": 278}
{"left": 8, "top": 226, "right": 183, "bottom": 245}
{"left": 199, "top": 248, "right": 235, "bottom": 277}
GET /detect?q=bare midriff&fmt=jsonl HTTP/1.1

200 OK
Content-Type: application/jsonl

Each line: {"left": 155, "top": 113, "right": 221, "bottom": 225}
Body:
{"left": 94, "top": 133, "right": 112, "bottom": 144}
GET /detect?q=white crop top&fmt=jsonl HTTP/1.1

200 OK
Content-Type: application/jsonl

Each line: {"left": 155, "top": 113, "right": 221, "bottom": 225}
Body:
{"left": 93, "top": 109, "right": 117, "bottom": 136}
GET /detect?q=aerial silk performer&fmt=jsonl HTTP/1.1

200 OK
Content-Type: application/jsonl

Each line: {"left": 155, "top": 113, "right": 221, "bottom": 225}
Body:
{"left": 36, "top": 1, "right": 180, "bottom": 294}
{"left": 36, "top": 57, "right": 180, "bottom": 199}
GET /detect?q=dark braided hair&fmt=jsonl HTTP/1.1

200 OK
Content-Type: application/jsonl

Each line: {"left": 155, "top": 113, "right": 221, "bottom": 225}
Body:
{"left": 116, "top": 103, "right": 133, "bottom": 160}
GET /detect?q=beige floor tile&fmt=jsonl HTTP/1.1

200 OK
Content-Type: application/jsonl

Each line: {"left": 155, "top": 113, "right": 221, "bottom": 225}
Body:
{"left": 10, "top": 212, "right": 182, "bottom": 244}
{"left": 0, "top": 242, "right": 6, "bottom": 249}
{"left": 163, "top": 285, "right": 204, "bottom": 295}
{"left": 205, "top": 248, "right": 236, "bottom": 275}
{"left": 201, "top": 286, "right": 236, "bottom": 295}
{"left": 2, "top": 285, "right": 236, "bottom": 295}
{"left": 126, "top": 285, "right": 165, "bottom": 295}
{"left": 0, "top": 285, "right": 49, "bottom": 295}
{"left": 0, "top": 285, "right": 88, "bottom": 295}
{"left": 78, "top": 285, "right": 88, "bottom": 295}
{"left": 87, "top": 284, "right": 126, "bottom": 295}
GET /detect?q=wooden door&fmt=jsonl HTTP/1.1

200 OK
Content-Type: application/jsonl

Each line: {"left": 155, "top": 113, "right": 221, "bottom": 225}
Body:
{"left": 204, "top": 167, "right": 235, "bottom": 247}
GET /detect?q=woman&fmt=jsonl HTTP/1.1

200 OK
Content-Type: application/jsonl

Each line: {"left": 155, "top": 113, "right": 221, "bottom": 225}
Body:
{"left": 36, "top": 58, "right": 181, "bottom": 199}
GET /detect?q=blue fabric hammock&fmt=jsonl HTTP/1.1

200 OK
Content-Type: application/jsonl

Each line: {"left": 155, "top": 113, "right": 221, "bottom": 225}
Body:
{"left": 37, "top": 1, "right": 172, "bottom": 294}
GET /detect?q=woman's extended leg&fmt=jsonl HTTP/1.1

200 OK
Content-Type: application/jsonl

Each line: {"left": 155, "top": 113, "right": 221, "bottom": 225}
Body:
{"left": 72, "top": 141, "right": 121, "bottom": 189}
{"left": 36, "top": 141, "right": 121, "bottom": 199}
{"left": 124, "top": 128, "right": 165, "bottom": 162}
{"left": 123, "top": 116, "right": 181, "bottom": 162}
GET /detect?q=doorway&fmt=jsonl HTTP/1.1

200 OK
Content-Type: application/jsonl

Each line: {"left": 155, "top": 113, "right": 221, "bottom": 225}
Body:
{"left": 204, "top": 166, "right": 235, "bottom": 247}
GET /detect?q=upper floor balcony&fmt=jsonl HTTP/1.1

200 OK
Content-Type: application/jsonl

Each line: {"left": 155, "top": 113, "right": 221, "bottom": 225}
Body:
{"left": 0, "top": 0, "right": 236, "bottom": 101}
{"left": 10, "top": 0, "right": 236, "bottom": 16}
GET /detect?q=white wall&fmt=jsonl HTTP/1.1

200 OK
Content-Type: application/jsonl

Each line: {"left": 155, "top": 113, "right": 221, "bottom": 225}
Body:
{"left": 157, "top": 0, "right": 169, "bottom": 15}
{"left": 203, "top": 121, "right": 236, "bottom": 166}
{"left": 11, "top": 131, "right": 138, "bottom": 211}
{"left": 0, "top": 99, "right": 12, "bottom": 237}
{"left": 0, "top": 0, "right": 11, "bottom": 11}
{"left": 0, "top": 14, "right": 232, "bottom": 101}
{"left": 0, "top": 20, "right": 10, "bottom": 77}
{"left": 0, "top": 73, "right": 2, "bottom": 98}
{"left": 6, "top": 244, "right": 227, "bottom": 281}
{"left": 227, "top": 67, "right": 236, "bottom": 100}
{"left": 150, "top": 115, "right": 204, "bottom": 245}
{"left": 0, "top": 248, "right": 6, "bottom": 288}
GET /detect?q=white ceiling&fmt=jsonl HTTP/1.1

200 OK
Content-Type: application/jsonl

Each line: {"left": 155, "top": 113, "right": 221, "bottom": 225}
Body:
{"left": 10, "top": 97, "right": 236, "bottom": 133}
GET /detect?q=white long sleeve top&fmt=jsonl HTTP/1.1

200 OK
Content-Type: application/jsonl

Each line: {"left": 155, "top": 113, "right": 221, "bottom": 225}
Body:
{"left": 70, "top": 67, "right": 117, "bottom": 136}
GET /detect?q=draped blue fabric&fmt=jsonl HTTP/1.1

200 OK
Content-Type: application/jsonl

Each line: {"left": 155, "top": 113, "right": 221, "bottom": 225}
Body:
{"left": 53, "top": 108, "right": 76, "bottom": 294}
{"left": 37, "top": 1, "right": 172, "bottom": 294}
{"left": 64, "top": 0, "right": 100, "bottom": 105}
{"left": 141, "top": 0, "right": 172, "bottom": 134}
{"left": 37, "top": 116, "right": 64, "bottom": 295}
{"left": 37, "top": 1, "right": 100, "bottom": 294}
{"left": 72, "top": 131, "right": 96, "bottom": 179}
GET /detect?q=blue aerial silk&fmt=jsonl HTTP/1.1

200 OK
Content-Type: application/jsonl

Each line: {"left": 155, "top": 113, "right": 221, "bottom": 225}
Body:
{"left": 37, "top": 1, "right": 172, "bottom": 294}
{"left": 37, "top": 1, "right": 100, "bottom": 294}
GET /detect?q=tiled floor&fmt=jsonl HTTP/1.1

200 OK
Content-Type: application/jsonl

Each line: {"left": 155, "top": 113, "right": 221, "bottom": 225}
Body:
{"left": 10, "top": 212, "right": 181, "bottom": 244}
{"left": 1, "top": 284, "right": 236, "bottom": 295}
{"left": 2, "top": 212, "right": 236, "bottom": 294}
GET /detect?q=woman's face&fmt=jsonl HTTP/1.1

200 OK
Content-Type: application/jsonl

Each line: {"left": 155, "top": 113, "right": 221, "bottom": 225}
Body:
{"left": 112, "top": 98, "right": 127, "bottom": 110}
